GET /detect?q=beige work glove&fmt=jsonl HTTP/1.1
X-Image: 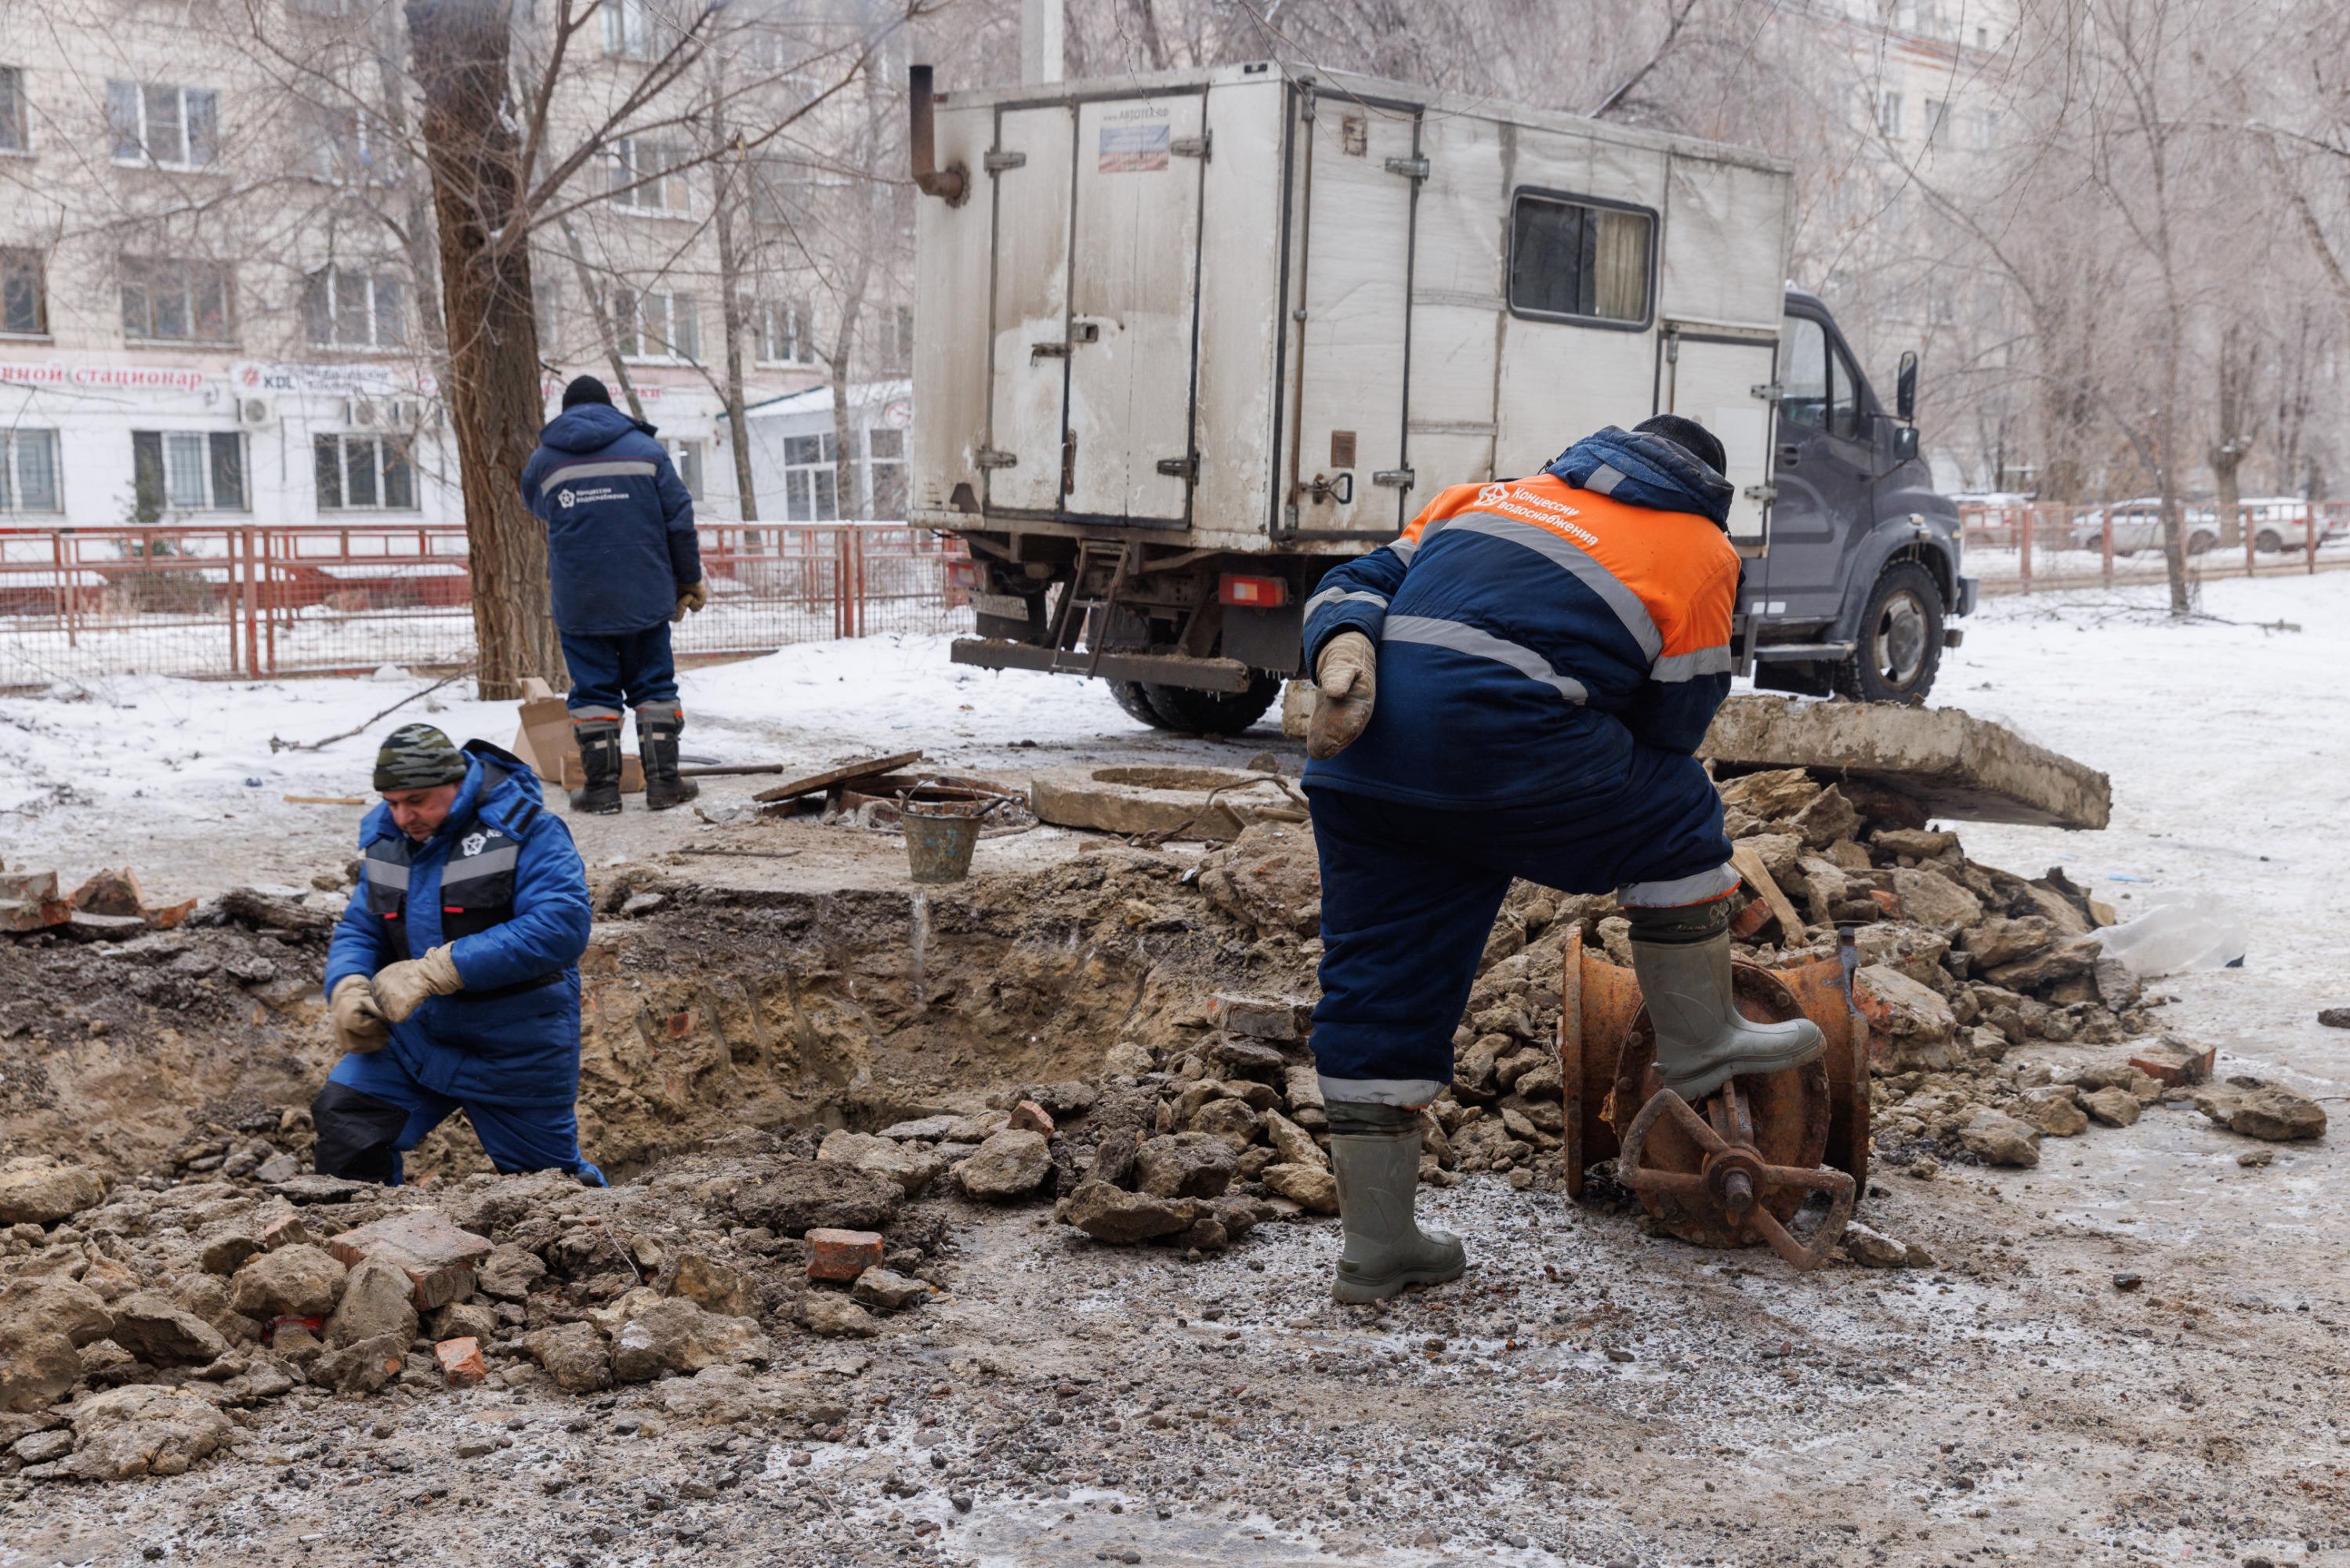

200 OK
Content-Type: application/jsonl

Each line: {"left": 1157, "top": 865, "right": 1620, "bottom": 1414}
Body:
{"left": 672, "top": 579, "right": 708, "bottom": 623}
{"left": 1307, "top": 630, "right": 1378, "bottom": 761}
{"left": 370, "top": 943, "right": 463, "bottom": 1023}
{"left": 328, "top": 975, "right": 389, "bottom": 1054}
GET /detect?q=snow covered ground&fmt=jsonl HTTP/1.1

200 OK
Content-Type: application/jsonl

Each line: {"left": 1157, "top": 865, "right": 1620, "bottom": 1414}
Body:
{"left": 2, "top": 572, "right": 2346, "bottom": 1096}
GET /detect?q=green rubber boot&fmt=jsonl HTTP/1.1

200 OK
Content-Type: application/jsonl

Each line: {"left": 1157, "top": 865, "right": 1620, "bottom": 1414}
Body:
{"left": 1327, "top": 1103, "right": 1465, "bottom": 1304}
{"left": 1629, "top": 928, "right": 1824, "bottom": 1103}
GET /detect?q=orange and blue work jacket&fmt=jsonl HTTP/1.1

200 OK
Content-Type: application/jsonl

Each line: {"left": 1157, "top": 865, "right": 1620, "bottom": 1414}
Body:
{"left": 1300, "top": 425, "right": 1740, "bottom": 810}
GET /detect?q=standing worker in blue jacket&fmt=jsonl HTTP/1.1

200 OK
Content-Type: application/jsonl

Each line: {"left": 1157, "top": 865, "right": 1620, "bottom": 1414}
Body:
{"left": 520, "top": 375, "right": 708, "bottom": 814}
{"left": 313, "top": 722, "right": 603, "bottom": 1186}
{"left": 1297, "top": 417, "right": 1823, "bottom": 1303}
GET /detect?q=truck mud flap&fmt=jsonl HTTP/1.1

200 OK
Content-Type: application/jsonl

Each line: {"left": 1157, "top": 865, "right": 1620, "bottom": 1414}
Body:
{"left": 949, "top": 639, "right": 1252, "bottom": 692}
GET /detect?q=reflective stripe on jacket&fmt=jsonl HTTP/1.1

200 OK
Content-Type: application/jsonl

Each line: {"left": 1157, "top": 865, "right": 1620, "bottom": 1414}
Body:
{"left": 1300, "top": 428, "right": 1738, "bottom": 812}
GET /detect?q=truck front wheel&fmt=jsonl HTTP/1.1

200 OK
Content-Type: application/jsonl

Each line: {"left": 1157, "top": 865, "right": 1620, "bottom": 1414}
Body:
{"left": 1834, "top": 563, "right": 1945, "bottom": 704}
{"left": 1110, "top": 675, "right": 1284, "bottom": 736}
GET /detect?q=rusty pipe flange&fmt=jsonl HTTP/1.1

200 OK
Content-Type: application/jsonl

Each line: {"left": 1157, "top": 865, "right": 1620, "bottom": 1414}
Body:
{"left": 1616, "top": 1080, "right": 1857, "bottom": 1273}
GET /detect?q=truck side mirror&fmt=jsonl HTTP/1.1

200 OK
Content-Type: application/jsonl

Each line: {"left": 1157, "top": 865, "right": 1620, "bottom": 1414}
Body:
{"left": 1896, "top": 350, "right": 1918, "bottom": 422}
{"left": 1893, "top": 425, "right": 1920, "bottom": 463}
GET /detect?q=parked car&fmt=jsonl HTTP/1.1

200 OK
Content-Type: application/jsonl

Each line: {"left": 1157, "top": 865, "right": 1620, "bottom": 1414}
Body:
{"left": 2240, "top": 497, "right": 2344, "bottom": 552}
{"left": 2069, "top": 498, "right": 2218, "bottom": 556}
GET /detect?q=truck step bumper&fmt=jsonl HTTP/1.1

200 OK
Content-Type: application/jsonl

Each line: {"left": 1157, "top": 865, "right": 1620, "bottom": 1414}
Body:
{"left": 950, "top": 639, "right": 1253, "bottom": 693}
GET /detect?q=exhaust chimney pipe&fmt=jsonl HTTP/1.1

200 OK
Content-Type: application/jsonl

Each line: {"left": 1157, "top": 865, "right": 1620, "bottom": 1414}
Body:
{"left": 908, "top": 66, "right": 968, "bottom": 207}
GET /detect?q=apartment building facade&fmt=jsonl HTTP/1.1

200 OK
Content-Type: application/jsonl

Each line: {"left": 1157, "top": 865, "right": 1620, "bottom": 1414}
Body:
{"left": 0, "top": 0, "right": 913, "bottom": 532}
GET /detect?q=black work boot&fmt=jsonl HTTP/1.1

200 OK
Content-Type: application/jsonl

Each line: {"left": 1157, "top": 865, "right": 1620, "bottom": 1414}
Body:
{"left": 636, "top": 701, "right": 697, "bottom": 811}
{"left": 568, "top": 718, "right": 624, "bottom": 815}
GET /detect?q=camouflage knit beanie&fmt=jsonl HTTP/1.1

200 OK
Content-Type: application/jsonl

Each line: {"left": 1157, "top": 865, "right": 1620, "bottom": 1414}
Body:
{"left": 373, "top": 723, "right": 468, "bottom": 792}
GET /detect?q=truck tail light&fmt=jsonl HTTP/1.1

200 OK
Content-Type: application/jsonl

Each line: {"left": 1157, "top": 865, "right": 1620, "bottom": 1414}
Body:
{"left": 1218, "top": 574, "right": 1289, "bottom": 608}
{"left": 945, "top": 559, "right": 983, "bottom": 590}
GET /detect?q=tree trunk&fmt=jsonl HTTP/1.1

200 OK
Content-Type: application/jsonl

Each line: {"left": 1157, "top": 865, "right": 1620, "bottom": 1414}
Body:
{"left": 407, "top": 0, "right": 563, "bottom": 701}
{"left": 715, "top": 166, "right": 759, "bottom": 523}
{"left": 829, "top": 347, "right": 864, "bottom": 520}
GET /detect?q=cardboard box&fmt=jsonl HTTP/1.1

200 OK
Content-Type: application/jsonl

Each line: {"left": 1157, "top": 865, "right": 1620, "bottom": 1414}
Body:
{"left": 513, "top": 677, "right": 645, "bottom": 794}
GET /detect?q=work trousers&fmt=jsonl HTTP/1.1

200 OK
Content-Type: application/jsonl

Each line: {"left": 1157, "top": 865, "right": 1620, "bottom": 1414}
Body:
{"left": 560, "top": 621, "right": 679, "bottom": 714}
{"left": 315, "top": 1050, "right": 606, "bottom": 1187}
{"left": 1306, "top": 748, "right": 1735, "bottom": 1108}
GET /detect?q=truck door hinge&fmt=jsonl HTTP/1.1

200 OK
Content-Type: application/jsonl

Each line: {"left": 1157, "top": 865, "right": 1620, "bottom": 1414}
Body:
{"left": 1155, "top": 455, "right": 1197, "bottom": 480}
{"left": 975, "top": 449, "right": 1018, "bottom": 469}
{"left": 1171, "top": 133, "right": 1211, "bottom": 160}
{"left": 1744, "top": 483, "right": 1778, "bottom": 504}
{"left": 1750, "top": 382, "right": 1783, "bottom": 402}
{"left": 1383, "top": 155, "right": 1430, "bottom": 180}
{"left": 983, "top": 150, "right": 1027, "bottom": 173}
{"left": 1371, "top": 467, "right": 1415, "bottom": 489}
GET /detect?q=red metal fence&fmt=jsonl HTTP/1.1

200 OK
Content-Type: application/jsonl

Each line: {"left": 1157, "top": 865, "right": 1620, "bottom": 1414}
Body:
{"left": 1961, "top": 501, "right": 2350, "bottom": 592}
{"left": 0, "top": 521, "right": 970, "bottom": 685}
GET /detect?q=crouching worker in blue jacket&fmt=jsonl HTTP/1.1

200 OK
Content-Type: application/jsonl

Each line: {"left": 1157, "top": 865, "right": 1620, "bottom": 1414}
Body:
{"left": 520, "top": 375, "right": 708, "bottom": 815}
{"left": 312, "top": 722, "right": 603, "bottom": 1186}
{"left": 1298, "top": 418, "right": 1823, "bottom": 1302}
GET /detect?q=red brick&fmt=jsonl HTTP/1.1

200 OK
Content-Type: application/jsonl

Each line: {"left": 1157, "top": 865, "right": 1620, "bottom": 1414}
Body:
{"left": 0, "top": 897, "right": 71, "bottom": 933}
{"left": 805, "top": 1227, "right": 885, "bottom": 1284}
{"left": 2130, "top": 1040, "right": 2215, "bottom": 1087}
{"left": 69, "top": 867, "right": 146, "bottom": 917}
{"left": 328, "top": 1211, "right": 494, "bottom": 1311}
{"left": 1868, "top": 889, "right": 1901, "bottom": 918}
{"left": 141, "top": 897, "right": 197, "bottom": 931}
{"left": 665, "top": 1010, "right": 696, "bottom": 1039}
{"left": 1729, "top": 896, "right": 1775, "bottom": 940}
{"left": 0, "top": 871, "right": 60, "bottom": 901}
{"left": 435, "top": 1336, "right": 487, "bottom": 1387}
{"left": 1008, "top": 1099, "right": 1056, "bottom": 1136}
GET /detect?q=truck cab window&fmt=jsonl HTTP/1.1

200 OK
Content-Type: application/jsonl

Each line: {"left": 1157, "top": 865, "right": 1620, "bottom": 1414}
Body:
{"left": 1781, "top": 315, "right": 1828, "bottom": 429}
{"left": 1827, "top": 341, "right": 1860, "bottom": 440}
{"left": 1508, "top": 193, "right": 1653, "bottom": 326}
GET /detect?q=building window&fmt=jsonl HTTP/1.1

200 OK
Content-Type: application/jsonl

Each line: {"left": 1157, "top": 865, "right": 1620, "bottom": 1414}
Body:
{"left": 534, "top": 273, "right": 561, "bottom": 353}
{"left": 604, "top": 0, "right": 659, "bottom": 60}
{"left": 1, "top": 429, "right": 61, "bottom": 512}
{"left": 782, "top": 432, "right": 837, "bottom": 520}
{"left": 1875, "top": 90, "right": 1905, "bottom": 139}
{"left": 866, "top": 426, "right": 906, "bottom": 520}
{"left": 303, "top": 266, "right": 407, "bottom": 349}
{"left": 314, "top": 433, "right": 417, "bottom": 511}
{"left": 1925, "top": 98, "right": 1946, "bottom": 142}
{"left": 665, "top": 439, "right": 703, "bottom": 502}
{"left": 1966, "top": 110, "right": 2000, "bottom": 152}
{"left": 615, "top": 288, "right": 699, "bottom": 361}
{"left": 0, "top": 66, "right": 28, "bottom": 154}
{"left": 313, "top": 107, "right": 389, "bottom": 185}
{"left": 107, "top": 81, "right": 219, "bottom": 169}
{"left": 132, "top": 430, "right": 246, "bottom": 516}
{"left": 874, "top": 305, "right": 914, "bottom": 370}
{"left": 2, "top": 248, "right": 46, "bottom": 335}
{"left": 121, "top": 256, "right": 234, "bottom": 342}
{"left": 756, "top": 299, "right": 811, "bottom": 365}
{"left": 1506, "top": 190, "right": 1653, "bottom": 328}
{"left": 609, "top": 136, "right": 691, "bottom": 214}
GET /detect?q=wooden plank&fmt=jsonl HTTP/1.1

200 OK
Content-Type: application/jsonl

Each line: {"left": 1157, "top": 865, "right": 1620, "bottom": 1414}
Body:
{"left": 1729, "top": 842, "right": 1804, "bottom": 943}
{"left": 751, "top": 751, "right": 925, "bottom": 805}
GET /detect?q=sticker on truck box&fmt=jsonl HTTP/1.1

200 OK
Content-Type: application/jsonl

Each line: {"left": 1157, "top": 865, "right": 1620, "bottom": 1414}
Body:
{"left": 1099, "top": 123, "right": 1171, "bottom": 172}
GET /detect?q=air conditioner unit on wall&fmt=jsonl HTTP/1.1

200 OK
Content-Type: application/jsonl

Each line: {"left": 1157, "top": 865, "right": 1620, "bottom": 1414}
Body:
{"left": 350, "top": 399, "right": 380, "bottom": 427}
{"left": 238, "top": 397, "right": 274, "bottom": 426}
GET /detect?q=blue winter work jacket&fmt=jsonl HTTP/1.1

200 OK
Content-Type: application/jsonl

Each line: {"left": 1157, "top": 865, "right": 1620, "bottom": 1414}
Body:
{"left": 324, "top": 742, "right": 593, "bottom": 1108}
{"left": 519, "top": 403, "right": 703, "bottom": 636}
{"left": 1301, "top": 426, "right": 1741, "bottom": 813}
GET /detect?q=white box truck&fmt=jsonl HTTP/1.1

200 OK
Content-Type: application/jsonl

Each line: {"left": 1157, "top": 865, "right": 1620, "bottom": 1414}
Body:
{"left": 910, "top": 63, "right": 1975, "bottom": 732}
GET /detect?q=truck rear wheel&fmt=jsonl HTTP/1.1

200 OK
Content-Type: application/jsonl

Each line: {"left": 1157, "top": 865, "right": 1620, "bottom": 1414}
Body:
{"left": 1110, "top": 675, "right": 1283, "bottom": 735}
{"left": 1834, "top": 563, "right": 1944, "bottom": 704}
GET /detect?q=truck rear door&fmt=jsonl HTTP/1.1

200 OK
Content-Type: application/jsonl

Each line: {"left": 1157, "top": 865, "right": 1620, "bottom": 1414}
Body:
{"left": 982, "top": 90, "right": 1209, "bottom": 525}
{"left": 1280, "top": 87, "right": 1425, "bottom": 540}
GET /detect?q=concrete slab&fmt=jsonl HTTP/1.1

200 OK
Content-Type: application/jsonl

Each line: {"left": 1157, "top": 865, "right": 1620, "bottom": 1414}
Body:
{"left": 1028, "top": 766, "right": 1305, "bottom": 842}
{"left": 1700, "top": 696, "right": 2110, "bottom": 830}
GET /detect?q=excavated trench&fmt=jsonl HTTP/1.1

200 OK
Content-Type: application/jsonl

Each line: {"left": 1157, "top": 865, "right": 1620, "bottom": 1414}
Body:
{"left": 0, "top": 845, "right": 1317, "bottom": 1187}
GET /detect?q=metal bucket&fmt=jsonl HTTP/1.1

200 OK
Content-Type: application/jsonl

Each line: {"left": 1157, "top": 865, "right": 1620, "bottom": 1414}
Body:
{"left": 903, "top": 797, "right": 990, "bottom": 883}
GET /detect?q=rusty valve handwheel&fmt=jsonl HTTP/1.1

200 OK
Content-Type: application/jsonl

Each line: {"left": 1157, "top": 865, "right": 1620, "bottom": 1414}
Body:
{"left": 1616, "top": 1077, "right": 1857, "bottom": 1273}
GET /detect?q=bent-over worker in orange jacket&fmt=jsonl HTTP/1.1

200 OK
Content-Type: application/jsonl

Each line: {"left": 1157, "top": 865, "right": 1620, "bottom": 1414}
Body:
{"left": 1297, "top": 416, "right": 1823, "bottom": 1302}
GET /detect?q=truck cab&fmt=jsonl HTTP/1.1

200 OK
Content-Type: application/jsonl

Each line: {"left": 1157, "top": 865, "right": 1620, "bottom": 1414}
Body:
{"left": 1743, "top": 288, "right": 1975, "bottom": 702}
